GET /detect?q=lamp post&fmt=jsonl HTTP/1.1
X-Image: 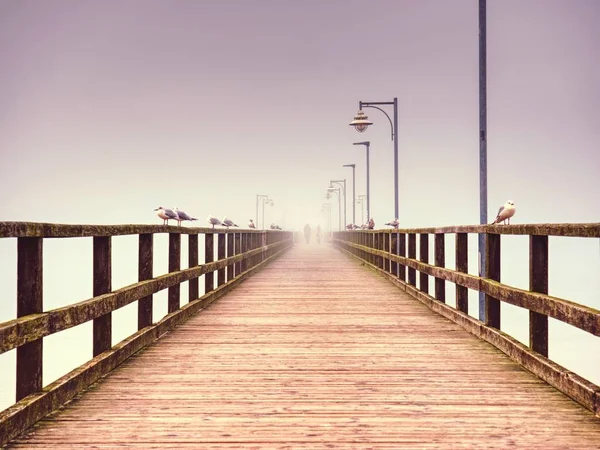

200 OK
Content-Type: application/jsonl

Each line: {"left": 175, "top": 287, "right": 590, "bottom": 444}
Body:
{"left": 255, "top": 194, "right": 273, "bottom": 230}
{"left": 343, "top": 164, "right": 356, "bottom": 226}
{"left": 329, "top": 179, "right": 346, "bottom": 228}
{"left": 350, "top": 98, "right": 399, "bottom": 220}
{"left": 357, "top": 194, "right": 367, "bottom": 226}
{"left": 326, "top": 187, "right": 341, "bottom": 231}
{"left": 352, "top": 141, "right": 370, "bottom": 223}
{"left": 479, "top": 0, "right": 488, "bottom": 321}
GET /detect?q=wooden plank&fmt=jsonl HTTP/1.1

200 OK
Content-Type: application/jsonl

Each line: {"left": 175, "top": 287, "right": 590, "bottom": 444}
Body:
{"left": 217, "top": 233, "right": 226, "bottom": 286}
{"left": 16, "top": 237, "right": 43, "bottom": 401}
{"left": 235, "top": 233, "right": 242, "bottom": 276}
{"left": 93, "top": 236, "right": 111, "bottom": 356}
{"left": 227, "top": 232, "right": 235, "bottom": 282}
{"left": 407, "top": 234, "right": 416, "bottom": 287}
{"left": 205, "top": 233, "right": 214, "bottom": 294}
{"left": 529, "top": 235, "right": 548, "bottom": 356}
{"left": 398, "top": 233, "right": 406, "bottom": 282}
{"left": 138, "top": 234, "right": 153, "bottom": 330}
{"left": 419, "top": 233, "right": 429, "bottom": 294}
{"left": 485, "top": 234, "right": 500, "bottom": 329}
{"left": 168, "top": 233, "right": 181, "bottom": 313}
{"left": 9, "top": 244, "right": 600, "bottom": 449}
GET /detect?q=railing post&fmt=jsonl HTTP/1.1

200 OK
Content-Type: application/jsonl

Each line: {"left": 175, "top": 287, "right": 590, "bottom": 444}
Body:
{"left": 391, "top": 232, "right": 398, "bottom": 277}
{"left": 529, "top": 235, "right": 549, "bottom": 356}
{"left": 227, "top": 232, "right": 235, "bottom": 282}
{"left": 485, "top": 233, "right": 501, "bottom": 328}
{"left": 235, "top": 232, "right": 242, "bottom": 276}
{"left": 16, "top": 237, "right": 43, "bottom": 401}
{"left": 138, "top": 234, "right": 153, "bottom": 329}
{"left": 434, "top": 233, "right": 445, "bottom": 303}
{"left": 205, "top": 233, "right": 214, "bottom": 294}
{"left": 383, "top": 232, "right": 390, "bottom": 272}
{"left": 398, "top": 232, "right": 406, "bottom": 282}
{"left": 241, "top": 233, "right": 249, "bottom": 273}
{"left": 188, "top": 234, "right": 199, "bottom": 302}
{"left": 419, "top": 234, "right": 429, "bottom": 294}
{"left": 408, "top": 233, "right": 416, "bottom": 287}
{"left": 168, "top": 233, "right": 181, "bottom": 313}
{"left": 218, "top": 233, "right": 226, "bottom": 286}
{"left": 456, "top": 233, "right": 468, "bottom": 313}
{"left": 93, "top": 236, "right": 112, "bottom": 356}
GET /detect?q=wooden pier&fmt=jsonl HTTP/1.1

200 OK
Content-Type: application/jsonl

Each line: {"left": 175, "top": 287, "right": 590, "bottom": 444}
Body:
{"left": 4, "top": 239, "right": 600, "bottom": 449}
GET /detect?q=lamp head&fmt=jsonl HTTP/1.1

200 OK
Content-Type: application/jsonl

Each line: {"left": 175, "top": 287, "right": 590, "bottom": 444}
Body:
{"left": 349, "top": 110, "right": 373, "bottom": 132}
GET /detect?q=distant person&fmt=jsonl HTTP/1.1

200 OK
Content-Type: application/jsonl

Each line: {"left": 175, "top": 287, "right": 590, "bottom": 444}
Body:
{"left": 368, "top": 217, "right": 375, "bottom": 229}
{"left": 316, "top": 225, "right": 322, "bottom": 244}
{"left": 303, "top": 223, "right": 311, "bottom": 244}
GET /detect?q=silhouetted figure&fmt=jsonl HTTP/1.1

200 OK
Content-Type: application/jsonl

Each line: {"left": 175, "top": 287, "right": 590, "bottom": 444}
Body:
{"left": 368, "top": 218, "right": 375, "bottom": 229}
{"left": 303, "top": 223, "right": 311, "bottom": 244}
{"left": 316, "top": 225, "right": 322, "bottom": 244}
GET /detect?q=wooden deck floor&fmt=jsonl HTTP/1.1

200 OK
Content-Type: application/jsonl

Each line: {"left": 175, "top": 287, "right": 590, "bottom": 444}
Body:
{"left": 9, "top": 244, "right": 600, "bottom": 449}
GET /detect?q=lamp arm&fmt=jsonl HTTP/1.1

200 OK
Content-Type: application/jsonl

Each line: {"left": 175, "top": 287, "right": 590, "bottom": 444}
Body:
{"left": 362, "top": 105, "right": 394, "bottom": 141}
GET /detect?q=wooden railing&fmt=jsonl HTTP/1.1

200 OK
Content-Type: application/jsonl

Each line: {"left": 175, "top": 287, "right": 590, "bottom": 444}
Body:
{"left": 0, "top": 222, "right": 293, "bottom": 446}
{"left": 333, "top": 223, "right": 600, "bottom": 416}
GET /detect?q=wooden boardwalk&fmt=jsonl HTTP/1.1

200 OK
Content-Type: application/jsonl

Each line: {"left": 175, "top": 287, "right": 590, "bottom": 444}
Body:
{"left": 9, "top": 244, "right": 600, "bottom": 449}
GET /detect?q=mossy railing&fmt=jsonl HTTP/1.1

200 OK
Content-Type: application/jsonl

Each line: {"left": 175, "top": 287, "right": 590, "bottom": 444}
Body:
{"left": 333, "top": 223, "right": 600, "bottom": 416}
{"left": 0, "top": 222, "right": 293, "bottom": 446}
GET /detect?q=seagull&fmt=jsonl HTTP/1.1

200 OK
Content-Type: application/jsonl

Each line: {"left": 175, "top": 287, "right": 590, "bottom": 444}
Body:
{"left": 222, "top": 217, "right": 239, "bottom": 228}
{"left": 248, "top": 219, "right": 256, "bottom": 229}
{"left": 368, "top": 218, "right": 375, "bottom": 230}
{"left": 174, "top": 207, "right": 197, "bottom": 226}
{"left": 154, "top": 206, "right": 178, "bottom": 225}
{"left": 491, "top": 200, "right": 516, "bottom": 225}
{"left": 207, "top": 215, "right": 222, "bottom": 228}
{"left": 385, "top": 218, "right": 400, "bottom": 229}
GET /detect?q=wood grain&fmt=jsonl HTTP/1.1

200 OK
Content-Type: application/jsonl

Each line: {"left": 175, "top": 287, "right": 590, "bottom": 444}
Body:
{"left": 8, "top": 244, "right": 600, "bottom": 449}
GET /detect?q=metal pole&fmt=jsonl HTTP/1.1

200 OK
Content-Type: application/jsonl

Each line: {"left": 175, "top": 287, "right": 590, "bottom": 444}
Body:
{"left": 479, "top": 0, "right": 488, "bottom": 321}
{"left": 351, "top": 167, "right": 355, "bottom": 225}
{"left": 262, "top": 200, "right": 266, "bottom": 230}
{"left": 343, "top": 179, "right": 347, "bottom": 228}
{"left": 393, "top": 97, "right": 399, "bottom": 220}
{"left": 255, "top": 195, "right": 259, "bottom": 230}
{"left": 338, "top": 191, "right": 341, "bottom": 231}
{"left": 366, "top": 143, "right": 370, "bottom": 222}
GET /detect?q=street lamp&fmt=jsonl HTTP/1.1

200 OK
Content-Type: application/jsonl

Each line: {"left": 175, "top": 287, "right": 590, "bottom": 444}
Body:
{"left": 349, "top": 98, "right": 399, "bottom": 220}
{"left": 357, "top": 194, "right": 367, "bottom": 226}
{"left": 329, "top": 179, "right": 346, "bottom": 228}
{"left": 326, "top": 187, "right": 341, "bottom": 231}
{"left": 343, "top": 164, "right": 356, "bottom": 226}
{"left": 479, "top": 0, "right": 488, "bottom": 321}
{"left": 255, "top": 194, "right": 274, "bottom": 230}
{"left": 352, "top": 141, "right": 370, "bottom": 222}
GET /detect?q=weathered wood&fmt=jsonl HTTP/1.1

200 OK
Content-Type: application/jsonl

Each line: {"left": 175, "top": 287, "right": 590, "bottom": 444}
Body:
{"left": 241, "top": 233, "right": 249, "bottom": 273}
{"left": 0, "top": 240, "right": 294, "bottom": 448}
{"left": 227, "top": 232, "right": 235, "bottom": 282}
{"left": 217, "top": 234, "right": 226, "bottom": 286}
{"left": 188, "top": 234, "right": 199, "bottom": 302}
{"left": 390, "top": 232, "right": 398, "bottom": 278}
{"left": 9, "top": 244, "right": 600, "bottom": 449}
{"left": 205, "top": 233, "right": 214, "bottom": 294}
{"left": 408, "top": 234, "right": 416, "bottom": 287}
{"left": 93, "top": 236, "right": 111, "bottom": 356}
{"left": 485, "top": 233, "right": 501, "bottom": 329}
{"left": 398, "top": 233, "right": 406, "bottom": 282}
{"left": 0, "top": 240, "right": 292, "bottom": 355}
{"left": 16, "top": 237, "right": 43, "bottom": 401}
{"left": 419, "top": 234, "right": 429, "bottom": 294}
{"left": 138, "top": 234, "right": 153, "bottom": 330}
{"left": 455, "top": 233, "right": 468, "bottom": 313}
{"left": 529, "top": 235, "right": 549, "bottom": 356}
{"left": 235, "top": 233, "right": 242, "bottom": 276}
{"left": 168, "top": 233, "right": 181, "bottom": 313}
{"left": 434, "top": 233, "right": 445, "bottom": 303}
{"left": 336, "top": 243, "right": 600, "bottom": 419}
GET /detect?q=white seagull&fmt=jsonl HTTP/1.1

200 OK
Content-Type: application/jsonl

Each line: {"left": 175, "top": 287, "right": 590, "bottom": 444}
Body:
{"left": 491, "top": 200, "right": 516, "bottom": 225}
{"left": 248, "top": 219, "right": 256, "bottom": 229}
{"left": 207, "top": 215, "right": 222, "bottom": 228}
{"left": 222, "top": 217, "right": 239, "bottom": 228}
{"left": 385, "top": 218, "right": 400, "bottom": 229}
{"left": 154, "top": 206, "right": 178, "bottom": 225}
{"left": 174, "top": 207, "right": 197, "bottom": 226}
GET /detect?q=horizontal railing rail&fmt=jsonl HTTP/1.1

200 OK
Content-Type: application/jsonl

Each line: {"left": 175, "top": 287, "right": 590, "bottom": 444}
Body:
{"left": 333, "top": 223, "right": 600, "bottom": 416}
{"left": 0, "top": 222, "right": 294, "bottom": 446}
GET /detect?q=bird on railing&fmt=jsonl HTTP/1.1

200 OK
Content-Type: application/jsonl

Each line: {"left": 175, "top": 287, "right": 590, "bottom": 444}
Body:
{"left": 207, "top": 215, "right": 222, "bottom": 228}
{"left": 385, "top": 218, "right": 400, "bottom": 229}
{"left": 174, "top": 207, "right": 197, "bottom": 226}
{"left": 154, "top": 206, "right": 178, "bottom": 225}
{"left": 249, "top": 219, "right": 256, "bottom": 229}
{"left": 222, "top": 217, "right": 239, "bottom": 228}
{"left": 368, "top": 218, "right": 375, "bottom": 230}
{"left": 491, "top": 200, "right": 516, "bottom": 225}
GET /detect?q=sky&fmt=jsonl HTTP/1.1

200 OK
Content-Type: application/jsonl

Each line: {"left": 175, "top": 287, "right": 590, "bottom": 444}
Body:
{"left": 0, "top": 0, "right": 598, "bottom": 410}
